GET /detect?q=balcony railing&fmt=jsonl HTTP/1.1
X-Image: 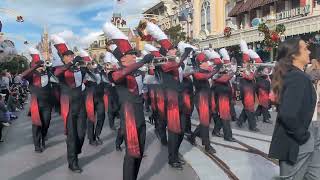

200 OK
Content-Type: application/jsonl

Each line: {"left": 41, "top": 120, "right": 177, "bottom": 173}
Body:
{"left": 199, "top": 14, "right": 320, "bottom": 48}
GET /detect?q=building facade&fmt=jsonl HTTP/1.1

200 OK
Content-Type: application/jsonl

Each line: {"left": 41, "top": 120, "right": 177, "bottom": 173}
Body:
{"left": 199, "top": 0, "right": 320, "bottom": 51}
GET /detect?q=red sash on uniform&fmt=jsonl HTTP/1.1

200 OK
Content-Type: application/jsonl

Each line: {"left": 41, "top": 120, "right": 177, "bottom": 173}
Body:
{"left": 60, "top": 94, "right": 69, "bottom": 134}
{"left": 30, "top": 94, "right": 41, "bottom": 126}
{"left": 156, "top": 88, "right": 165, "bottom": 120}
{"left": 149, "top": 88, "right": 157, "bottom": 111}
{"left": 244, "top": 88, "right": 255, "bottom": 112}
{"left": 166, "top": 90, "right": 181, "bottom": 134}
{"left": 211, "top": 92, "right": 216, "bottom": 113}
{"left": 258, "top": 89, "right": 269, "bottom": 108}
{"left": 199, "top": 91, "right": 210, "bottom": 127}
{"left": 103, "top": 92, "right": 109, "bottom": 112}
{"left": 183, "top": 91, "right": 192, "bottom": 115}
{"left": 86, "top": 90, "right": 96, "bottom": 123}
{"left": 219, "top": 95, "right": 231, "bottom": 121}
{"left": 124, "top": 102, "right": 141, "bottom": 158}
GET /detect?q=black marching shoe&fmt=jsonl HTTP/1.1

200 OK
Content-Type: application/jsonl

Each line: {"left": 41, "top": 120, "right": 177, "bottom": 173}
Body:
{"left": 263, "top": 119, "right": 273, "bottom": 124}
{"left": 178, "top": 155, "right": 186, "bottom": 166}
{"left": 236, "top": 121, "right": 243, "bottom": 128}
{"left": 34, "top": 146, "right": 43, "bottom": 153}
{"left": 96, "top": 137, "right": 103, "bottom": 145}
{"left": 249, "top": 127, "right": 260, "bottom": 132}
{"left": 168, "top": 162, "right": 183, "bottom": 170}
{"left": 116, "top": 145, "right": 122, "bottom": 151}
{"left": 212, "top": 131, "right": 223, "bottom": 137}
{"left": 224, "top": 137, "right": 237, "bottom": 142}
{"left": 89, "top": 140, "right": 98, "bottom": 146}
{"left": 205, "top": 145, "right": 216, "bottom": 155}
{"left": 68, "top": 160, "right": 82, "bottom": 173}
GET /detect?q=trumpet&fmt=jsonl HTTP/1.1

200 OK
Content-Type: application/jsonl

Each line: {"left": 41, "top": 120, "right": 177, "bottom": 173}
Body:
{"left": 44, "top": 60, "right": 52, "bottom": 67}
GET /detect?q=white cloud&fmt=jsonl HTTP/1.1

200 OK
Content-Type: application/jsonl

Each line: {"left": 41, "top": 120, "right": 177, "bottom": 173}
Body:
{"left": 56, "top": 30, "right": 77, "bottom": 41}
{"left": 79, "top": 31, "right": 103, "bottom": 47}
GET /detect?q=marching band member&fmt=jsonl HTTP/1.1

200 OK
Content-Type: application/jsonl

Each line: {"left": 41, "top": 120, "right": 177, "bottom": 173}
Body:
{"left": 80, "top": 50, "right": 105, "bottom": 146}
{"left": 141, "top": 22, "right": 193, "bottom": 170}
{"left": 52, "top": 35, "right": 87, "bottom": 173}
{"left": 103, "top": 49, "right": 120, "bottom": 131}
{"left": 142, "top": 44, "right": 164, "bottom": 143}
{"left": 211, "top": 48, "right": 236, "bottom": 142}
{"left": 103, "top": 22, "right": 154, "bottom": 180}
{"left": 255, "top": 66, "right": 272, "bottom": 124}
{"left": 189, "top": 52, "right": 219, "bottom": 154}
{"left": 237, "top": 41, "right": 260, "bottom": 132}
{"left": 21, "top": 47, "right": 52, "bottom": 153}
{"left": 178, "top": 42, "right": 196, "bottom": 136}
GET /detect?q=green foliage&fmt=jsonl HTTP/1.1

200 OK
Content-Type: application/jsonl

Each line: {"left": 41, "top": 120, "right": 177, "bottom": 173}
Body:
{"left": 164, "top": 25, "right": 186, "bottom": 45}
{"left": 0, "top": 55, "right": 29, "bottom": 74}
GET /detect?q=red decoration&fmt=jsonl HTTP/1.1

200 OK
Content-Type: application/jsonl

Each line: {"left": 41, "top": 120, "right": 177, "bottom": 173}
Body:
{"left": 224, "top": 27, "right": 232, "bottom": 38}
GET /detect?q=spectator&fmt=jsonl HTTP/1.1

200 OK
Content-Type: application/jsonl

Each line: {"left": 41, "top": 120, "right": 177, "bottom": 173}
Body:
{"left": 0, "top": 94, "right": 10, "bottom": 127}
{"left": 0, "top": 71, "right": 10, "bottom": 102}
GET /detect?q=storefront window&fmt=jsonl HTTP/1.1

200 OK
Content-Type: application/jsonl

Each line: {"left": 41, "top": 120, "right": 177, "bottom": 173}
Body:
{"left": 201, "top": 0, "right": 211, "bottom": 33}
{"left": 292, "top": 0, "right": 300, "bottom": 8}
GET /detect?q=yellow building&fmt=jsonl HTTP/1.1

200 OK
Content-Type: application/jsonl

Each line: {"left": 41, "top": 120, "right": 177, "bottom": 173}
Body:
{"left": 192, "top": 0, "right": 229, "bottom": 40}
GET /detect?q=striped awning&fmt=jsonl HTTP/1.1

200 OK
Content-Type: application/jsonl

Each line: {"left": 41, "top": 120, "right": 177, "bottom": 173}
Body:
{"left": 237, "top": 0, "right": 278, "bottom": 15}
{"left": 228, "top": 1, "right": 244, "bottom": 17}
{"left": 251, "top": 0, "right": 278, "bottom": 10}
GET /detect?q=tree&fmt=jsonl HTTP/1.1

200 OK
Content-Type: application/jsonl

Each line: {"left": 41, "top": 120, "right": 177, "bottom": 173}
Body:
{"left": 0, "top": 55, "right": 29, "bottom": 74}
{"left": 164, "top": 25, "right": 186, "bottom": 45}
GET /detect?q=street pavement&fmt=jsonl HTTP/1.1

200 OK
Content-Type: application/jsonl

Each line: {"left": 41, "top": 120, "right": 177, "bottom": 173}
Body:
{"left": 0, "top": 101, "right": 280, "bottom": 180}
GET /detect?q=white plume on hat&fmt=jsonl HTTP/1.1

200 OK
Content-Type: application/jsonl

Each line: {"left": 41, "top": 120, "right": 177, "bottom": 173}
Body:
{"left": 144, "top": 44, "right": 158, "bottom": 53}
{"left": 79, "top": 49, "right": 89, "bottom": 57}
{"left": 28, "top": 47, "right": 40, "bottom": 55}
{"left": 205, "top": 49, "right": 221, "bottom": 59}
{"left": 240, "top": 40, "right": 249, "bottom": 53}
{"left": 145, "top": 22, "right": 168, "bottom": 41}
{"left": 141, "top": 50, "right": 148, "bottom": 56}
{"left": 248, "top": 49, "right": 262, "bottom": 63}
{"left": 103, "top": 22, "right": 128, "bottom": 40}
{"left": 219, "top": 48, "right": 230, "bottom": 61}
{"left": 51, "top": 34, "right": 66, "bottom": 45}
{"left": 177, "top": 41, "right": 197, "bottom": 54}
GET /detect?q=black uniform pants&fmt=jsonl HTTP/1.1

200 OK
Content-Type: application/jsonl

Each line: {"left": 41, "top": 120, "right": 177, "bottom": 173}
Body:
{"left": 66, "top": 96, "right": 87, "bottom": 165}
{"left": 238, "top": 109, "right": 257, "bottom": 130}
{"left": 87, "top": 97, "right": 105, "bottom": 142}
{"left": 32, "top": 104, "right": 52, "bottom": 148}
{"left": 119, "top": 101, "right": 146, "bottom": 180}
{"left": 108, "top": 88, "right": 120, "bottom": 129}
{"left": 166, "top": 88, "right": 185, "bottom": 163}
{"left": 212, "top": 95, "right": 233, "bottom": 139}
{"left": 255, "top": 105, "right": 271, "bottom": 121}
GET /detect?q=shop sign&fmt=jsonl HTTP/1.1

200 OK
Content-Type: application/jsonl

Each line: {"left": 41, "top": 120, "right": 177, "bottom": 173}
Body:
{"left": 277, "top": 5, "right": 311, "bottom": 20}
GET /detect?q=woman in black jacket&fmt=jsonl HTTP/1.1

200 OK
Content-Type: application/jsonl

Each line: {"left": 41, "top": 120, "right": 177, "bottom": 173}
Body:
{"left": 269, "top": 37, "right": 318, "bottom": 179}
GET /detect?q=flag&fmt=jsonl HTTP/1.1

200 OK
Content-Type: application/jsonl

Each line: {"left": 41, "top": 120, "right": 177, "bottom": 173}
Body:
{"left": 0, "top": 20, "right": 2, "bottom": 32}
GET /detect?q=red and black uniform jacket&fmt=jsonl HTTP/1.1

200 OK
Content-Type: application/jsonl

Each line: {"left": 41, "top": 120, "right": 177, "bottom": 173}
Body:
{"left": 256, "top": 75, "right": 271, "bottom": 108}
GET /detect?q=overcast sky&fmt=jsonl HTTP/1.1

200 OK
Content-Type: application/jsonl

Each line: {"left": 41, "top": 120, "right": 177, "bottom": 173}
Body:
{"left": 0, "top": 0, "right": 158, "bottom": 53}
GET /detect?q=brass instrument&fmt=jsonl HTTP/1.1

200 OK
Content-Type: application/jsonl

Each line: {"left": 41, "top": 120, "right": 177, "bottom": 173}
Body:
{"left": 44, "top": 60, "right": 52, "bottom": 67}
{"left": 138, "top": 55, "right": 178, "bottom": 72}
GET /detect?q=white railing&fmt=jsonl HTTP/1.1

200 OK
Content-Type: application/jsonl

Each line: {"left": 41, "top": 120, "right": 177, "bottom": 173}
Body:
{"left": 199, "top": 14, "right": 320, "bottom": 48}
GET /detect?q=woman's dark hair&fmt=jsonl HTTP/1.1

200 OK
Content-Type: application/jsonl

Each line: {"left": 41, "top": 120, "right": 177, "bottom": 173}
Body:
{"left": 272, "top": 37, "right": 302, "bottom": 104}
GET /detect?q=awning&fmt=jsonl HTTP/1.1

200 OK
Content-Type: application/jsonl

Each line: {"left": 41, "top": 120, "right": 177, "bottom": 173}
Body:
{"left": 228, "top": 1, "right": 244, "bottom": 17}
{"left": 238, "top": 0, "right": 254, "bottom": 14}
{"left": 251, "top": 0, "right": 278, "bottom": 10}
{"left": 236, "top": 0, "right": 278, "bottom": 15}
